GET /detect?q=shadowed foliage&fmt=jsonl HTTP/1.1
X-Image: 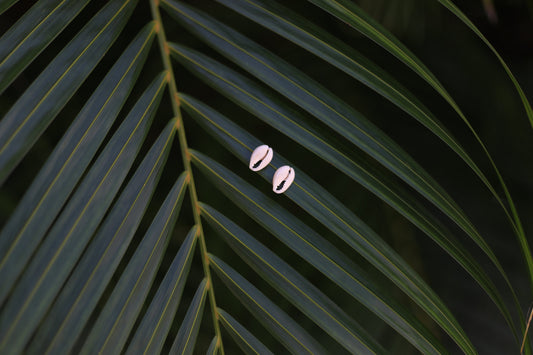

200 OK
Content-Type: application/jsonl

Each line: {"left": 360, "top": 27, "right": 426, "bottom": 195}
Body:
{"left": 0, "top": 0, "right": 532, "bottom": 353}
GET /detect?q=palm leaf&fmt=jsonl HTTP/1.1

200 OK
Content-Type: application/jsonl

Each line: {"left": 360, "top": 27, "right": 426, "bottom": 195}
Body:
{"left": 27, "top": 121, "right": 180, "bottom": 354}
{"left": 169, "top": 42, "right": 518, "bottom": 325}
{"left": 169, "top": 278, "right": 209, "bottom": 355}
{"left": 181, "top": 94, "right": 516, "bottom": 340}
{"left": 301, "top": 0, "right": 533, "bottom": 294}
{"left": 0, "top": 0, "right": 91, "bottom": 94}
{"left": 213, "top": 0, "right": 526, "bottom": 263}
{"left": 202, "top": 203, "right": 390, "bottom": 354}
{"left": 217, "top": 309, "right": 273, "bottom": 355}
{"left": 0, "top": 71, "right": 165, "bottom": 354}
{"left": 0, "top": 1, "right": 530, "bottom": 354}
{"left": 163, "top": 1, "right": 483, "bottom": 272}
{"left": 0, "top": 22, "right": 156, "bottom": 306}
{"left": 0, "top": 0, "right": 138, "bottom": 184}
{"left": 126, "top": 224, "right": 197, "bottom": 355}
{"left": 192, "top": 149, "right": 467, "bottom": 353}
{"left": 210, "top": 254, "right": 330, "bottom": 354}
{"left": 80, "top": 163, "right": 186, "bottom": 355}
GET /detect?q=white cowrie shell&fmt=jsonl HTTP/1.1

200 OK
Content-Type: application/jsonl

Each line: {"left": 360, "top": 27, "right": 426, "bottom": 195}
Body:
{"left": 249, "top": 145, "right": 273, "bottom": 171}
{"left": 272, "top": 165, "right": 295, "bottom": 194}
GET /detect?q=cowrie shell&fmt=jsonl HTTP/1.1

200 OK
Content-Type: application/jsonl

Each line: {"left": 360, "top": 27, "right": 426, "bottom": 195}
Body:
{"left": 249, "top": 145, "right": 273, "bottom": 171}
{"left": 272, "top": 165, "right": 295, "bottom": 194}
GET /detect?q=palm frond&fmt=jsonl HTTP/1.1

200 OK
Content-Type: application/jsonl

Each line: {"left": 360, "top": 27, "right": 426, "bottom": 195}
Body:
{"left": 126, "top": 224, "right": 197, "bottom": 354}
{"left": 0, "top": 22, "right": 156, "bottom": 305}
{"left": 169, "top": 278, "right": 208, "bottom": 355}
{"left": 181, "top": 93, "right": 516, "bottom": 341}
{"left": 0, "top": 0, "right": 138, "bottom": 184}
{"left": 0, "top": 0, "right": 530, "bottom": 353}
{"left": 28, "top": 125, "right": 182, "bottom": 354}
{"left": 217, "top": 309, "right": 274, "bottom": 355}
{"left": 0, "top": 0, "right": 90, "bottom": 94}
{"left": 210, "top": 254, "right": 333, "bottom": 354}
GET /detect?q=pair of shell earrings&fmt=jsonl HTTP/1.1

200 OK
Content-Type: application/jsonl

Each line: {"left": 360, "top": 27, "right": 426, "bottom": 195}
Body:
{"left": 249, "top": 145, "right": 295, "bottom": 194}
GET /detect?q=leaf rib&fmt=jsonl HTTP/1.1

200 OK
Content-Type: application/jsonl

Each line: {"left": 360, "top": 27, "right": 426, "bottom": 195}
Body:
{"left": 0, "top": 0, "right": 91, "bottom": 94}
{"left": 192, "top": 151, "right": 458, "bottom": 354}
{"left": 0, "top": 0, "right": 138, "bottom": 183}
{"left": 148, "top": 0, "right": 225, "bottom": 352}
{"left": 163, "top": 1, "right": 496, "bottom": 296}
{"left": 217, "top": 309, "right": 273, "bottom": 355}
{"left": 28, "top": 121, "right": 179, "bottom": 355}
{"left": 0, "top": 72, "right": 165, "bottom": 354}
{"left": 0, "top": 23, "right": 156, "bottom": 306}
{"left": 202, "top": 204, "right": 387, "bottom": 354}
{"left": 126, "top": 224, "right": 198, "bottom": 355}
{"left": 210, "top": 255, "right": 328, "bottom": 354}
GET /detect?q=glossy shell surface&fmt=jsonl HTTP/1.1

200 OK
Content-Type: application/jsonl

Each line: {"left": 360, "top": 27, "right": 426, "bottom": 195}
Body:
{"left": 272, "top": 165, "right": 295, "bottom": 194}
{"left": 249, "top": 145, "right": 273, "bottom": 171}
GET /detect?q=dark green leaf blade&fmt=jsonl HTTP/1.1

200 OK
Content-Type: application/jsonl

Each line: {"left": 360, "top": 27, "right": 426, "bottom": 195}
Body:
{"left": 170, "top": 0, "right": 482, "bottom": 199}
{"left": 302, "top": 0, "right": 451, "bottom": 106}
{"left": 191, "top": 150, "right": 452, "bottom": 354}
{"left": 169, "top": 279, "right": 208, "bottom": 355}
{"left": 436, "top": 0, "right": 533, "bottom": 297}
{"left": 0, "top": 0, "right": 90, "bottom": 94}
{"left": 0, "top": 73, "right": 166, "bottom": 354}
{"left": 209, "top": 255, "right": 328, "bottom": 355}
{"left": 294, "top": 0, "right": 530, "bottom": 288}
{"left": 80, "top": 172, "right": 189, "bottom": 355}
{"left": 27, "top": 119, "right": 179, "bottom": 355}
{"left": 162, "top": 1, "right": 495, "bottom": 300}
{"left": 180, "top": 94, "right": 516, "bottom": 343}
{"left": 169, "top": 45, "right": 433, "bottom": 239}
{"left": 126, "top": 224, "right": 198, "bottom": 355}
{"left": 170, "top": 45, "right": 507, "bottom": 349}
{"left": 207, "top": 336, "right": 219, "bottom": 355}
{"left": 0, "top": 0, "right": 18, "bottom": 15}
{"left": 215, "top": 0, "right": 528, "bottom": 270}
{"left": 0, "top": 0, "right": 138, "bottom": 184}
{"left": 0, "top": 23, "right": 156, "bottom": 306}
{"left": 300, "top": 0, "right": 517, "bottom": 156}
{"left": 210, "top": 0, "right": 475, "bottom": 175}
{"left": 218, "top": 308, "right": 274, "bottom": 355}
{"left": 437, "top": 0, "right": 533, "bottom": 126}
{"left": 201, "top": 203, "right": 388, "bottom": 355}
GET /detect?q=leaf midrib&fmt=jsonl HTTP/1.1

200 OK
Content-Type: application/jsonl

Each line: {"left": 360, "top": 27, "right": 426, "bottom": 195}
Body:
{"left": 193, "top": 154, "right": 446, "bottom": 354}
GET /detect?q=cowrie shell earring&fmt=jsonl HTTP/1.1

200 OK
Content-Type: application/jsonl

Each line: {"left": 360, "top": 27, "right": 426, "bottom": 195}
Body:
{"left": 249, "top": 145, "right": 273, "bottom": 171}
{"left": 272, "top": 166, "right": 295, "bottom": 194}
